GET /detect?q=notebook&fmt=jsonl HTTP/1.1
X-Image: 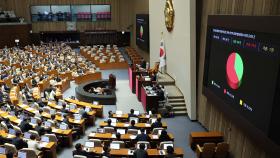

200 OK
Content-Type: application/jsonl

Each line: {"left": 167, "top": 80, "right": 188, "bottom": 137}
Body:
{"left": 24, "top": 132, "right": 31, "bottom": 139}
{"left": 41, "top": 136, "right": 49, "bottom": 142}
{"left": 117, "top": 129, "right": 126, "bottom": 135}
{"left": 59, "top": 124, "right": 68, "bottom": 130}
{"left": 8, "top": 128, "right": 16, "bottom": 135}
{"left": 0, "top": 147, "right": 6, "bottom": 154}
{"left": 85, "top": 141, "right": 95, "bottom": 148}
{"left": 110, "top": 143, "right": 120, "bottom": 150}
{"left": 18, "top": 151, "right": 27, "bottom": 158}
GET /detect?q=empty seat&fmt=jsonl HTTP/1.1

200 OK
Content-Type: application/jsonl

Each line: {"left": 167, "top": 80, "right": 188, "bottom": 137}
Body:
{"left": 136, "top": 141, "right": 150, "bottom": 149}
{"left": 159, "top": 141, "right": 174, "bottom": 150}
{"left": 4, "top": 143, "right": 17, "bottom": 156}
{"left": 44, "top": 134, "right": 58, "bottom": 145}
{"left": 196, "top": 143, "right": 216, "bottom": 158}
{"left": 215, "top": 142, "right": 229, "bottom": 158}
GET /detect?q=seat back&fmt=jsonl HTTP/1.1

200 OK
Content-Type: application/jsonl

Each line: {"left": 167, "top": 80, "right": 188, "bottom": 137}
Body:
{"left": 1, "top": 122, "right": 8, "bottom": 132}
{"left": 104, "top": 127, "right": 115, "bottom": 133}
{"left": 215, "top": 142, "right": 229, "bottom": 158}
{"left": 29, "top": 130, "right": 40, "bottom": 140}
{"left": 152, "top": 128, "right": 164, "bottom": 135}
{"left": 111, "top": 141, "right": 125, "bottom": 148}
{"left": 127, "top": 129, "right": 138, "bottom": 135}
{"left": 4, "top": 143, "right": 17, "bottom": 155}
{"left": 159, "top": 141, "right": 173, "bottom": 150}
{"left": 74, "top": 155, "right": 87, "bottom": 158}
{"left": 44, "top": 134, "right": 58, "bottom": 143}
{"left": 136, "top": 141, "right": 150, "bottom": 149}
{"left": 13, "top": 126, "right": 22, "bottom": 134}
{"left": 43, "top": 107, "right": 50, "bottom": 113}
{"left": 20, "top": 148, "right": 38, "bottom": 158}
{"left": 201, "top": 143, "right": 216, "bottom": 158}
{"left": 88, "top": 139, "right": 102, "bottom": 147}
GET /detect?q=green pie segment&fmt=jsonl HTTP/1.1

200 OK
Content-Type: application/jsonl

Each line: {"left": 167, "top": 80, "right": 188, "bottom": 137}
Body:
{"left": 226, "top": 52, "right": 244, "bottom": 89}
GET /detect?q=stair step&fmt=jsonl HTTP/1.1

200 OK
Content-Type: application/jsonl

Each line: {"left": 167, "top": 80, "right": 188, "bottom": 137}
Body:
{"left": 172, "top": 106, "right": 187, "bottom": 111}
{"left": 173, "top": 110, "right": 188, "bottom": 116}
{"left": 168, "top": 96, "right": 184, "bottom": 99}
{"left": 170, "top": 103, "right": 186, "bottom": 107}
{"left": 168, "top": 98, "right": 185, "bottom": 103}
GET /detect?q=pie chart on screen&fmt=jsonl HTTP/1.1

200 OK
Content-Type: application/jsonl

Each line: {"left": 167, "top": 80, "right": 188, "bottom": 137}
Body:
{"left": 226, "top": 52, "right": 244, "bottom": 90}
{"left": 140, "top": 25, "right": 144, "bottom": 38}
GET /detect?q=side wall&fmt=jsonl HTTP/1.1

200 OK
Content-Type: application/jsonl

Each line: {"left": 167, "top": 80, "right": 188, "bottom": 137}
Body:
{"left": 197, "top": 0, "right": 280, "bottom": 158}
{"left": 149, "top": 0, "right": 196, "bottom": 119}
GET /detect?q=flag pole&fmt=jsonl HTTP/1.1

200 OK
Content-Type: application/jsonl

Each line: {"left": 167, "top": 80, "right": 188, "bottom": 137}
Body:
{"left": 161, "top": 32, "right": 164, "bottom": 74}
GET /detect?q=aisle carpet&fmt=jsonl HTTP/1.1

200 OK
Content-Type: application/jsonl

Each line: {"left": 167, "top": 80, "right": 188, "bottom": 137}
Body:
{"left": 58, "top": 69, "right": 205, "bottom": 158}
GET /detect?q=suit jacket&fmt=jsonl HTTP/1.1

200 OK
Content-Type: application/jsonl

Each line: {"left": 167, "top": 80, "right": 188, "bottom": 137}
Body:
{"left": 35, "top": 126, "right": 45, "bottom": 136}
{"left": 72, "top": 149, "right": 89, "bottom": 158}
{"left": 133, "top": 149, "right": 148, "bottom": 158}
{"left": 19, "top": 121, "right": 32, "bottom": 133}
{"left": 11, "top": 137, "right": 28, "bottom": 150}
{"left": 136, "top": 133, "right": 149, "bottom": 141}
{"left": 151, "top": 121, "right": 162, "bottom": 129}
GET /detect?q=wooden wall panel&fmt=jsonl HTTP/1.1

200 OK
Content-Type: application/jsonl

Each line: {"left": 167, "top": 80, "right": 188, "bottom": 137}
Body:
{"left": 197, "top": 0, "right": 280, "bottom": 158}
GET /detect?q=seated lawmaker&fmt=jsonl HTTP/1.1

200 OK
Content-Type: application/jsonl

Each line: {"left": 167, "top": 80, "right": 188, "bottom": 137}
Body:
{"left": 27, "top": 134, "right": 41, "bottom": 155}
{"left": 136, "top": 128, "right": 149, "bottom": 141}
{"left": 129, "top": 109, "right": 137, "bottom": 117}
{"left": 19, "top": 117, "right": 32, "bottom": 133}
{"left": 151, "top": 118, "right": 163, "bottom": 129}
{"left": 133, "top": 143, "right": 148, "bottom": 158}
{"left": 159, "top": 129, "right": 171, "bottom": 142}
{"left": 35, "top": 121, "right": 45, "bottom": 136}
{"left": 72, "top": 143, "right": 90, "bottom": 158}
{"left": 128, "top": 120, "right": 137, "bottom": 130}
{"left": 11, "top": 131, "right": 28, "bottom": 150}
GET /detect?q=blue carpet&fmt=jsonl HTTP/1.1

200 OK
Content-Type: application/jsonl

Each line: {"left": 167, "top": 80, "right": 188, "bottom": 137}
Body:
{"left": 59, "top": 69, "right": 205, "bottom": 158}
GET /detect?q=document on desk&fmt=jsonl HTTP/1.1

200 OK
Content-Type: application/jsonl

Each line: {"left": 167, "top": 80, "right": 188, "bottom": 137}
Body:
{"left": 130, "top": 135, "right": 136, "bottom": 139}
{"left": 145, "top": 123, "right": 151, "bottom": 127}
{"left": 40, "top": 142, "right": 48, "bottom": 148}
{"left": 152, "top": 135, "right": 159, "bottom": 139}
{"left": 124, "top": 123, "right": 129, "bottom": 127}
{"left": 111, "top": 122, "right": 116, "bottom": 126}
{"left": 89, "top": 133, "right": 95, "bottom": 137}
{"left": 111, "top": 134, "right": 116, "bottom": 138}
{"left": 52, "top": 129, "right": 59, "bottom": 133}
{"left": 116, "top": 114, "right": 122, "bottom": 117}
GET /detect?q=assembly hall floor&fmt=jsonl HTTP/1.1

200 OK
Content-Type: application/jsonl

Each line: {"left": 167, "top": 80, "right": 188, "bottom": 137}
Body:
{"left": 58, "top": 69, "right": 206, "bottom": 158}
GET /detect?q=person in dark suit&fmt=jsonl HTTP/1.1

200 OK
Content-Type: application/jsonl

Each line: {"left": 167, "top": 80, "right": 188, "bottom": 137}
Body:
{"left": 159, "top": 129, "right": 171, "bottom": 142}
{"left": 165, "top": 146, "right": 176, "bottom": 158}
{"left": 128, "top": 109, "right": 137, "bottom": 117}
{"left": 107, "top": 119, "right": 112, "bottom": 127}
{"left": 128, "top": 120, "right": 137, "bottom": 130}
{"left": 101, "top": 145, "right": 111, "bottom": 158}
{"left": 11, "top": 131, "right": 28, "bottom": 150}
{"left": 140, "top": 58, "right": 146, "bottom": 69}
{"left": 151, "top": 117, "right": 163, "bottom": 129}
{"left": 35, "top": 121, "right": 45, "bottom": 136}
{"left": 133, "top": 143, "right": 148, "bottom": 158}
{"left": 61, "top": 103, "right": 69, "bottom": 113}
{"left": 19, "top": 118, "right": 32, "bottom": 133}
{"left": 136, "top": 128, "right": 149, "bottom": 141}
{"left": 72, "top": 143, "right": 89, "bottom": 158}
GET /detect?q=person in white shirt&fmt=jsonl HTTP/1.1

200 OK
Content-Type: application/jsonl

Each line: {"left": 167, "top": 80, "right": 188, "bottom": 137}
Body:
{"left": 27, "top": 134, "right": 41, "bottom": 155}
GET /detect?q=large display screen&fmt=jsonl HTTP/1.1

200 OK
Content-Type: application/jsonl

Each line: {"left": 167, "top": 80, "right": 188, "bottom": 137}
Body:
{"left": 136, "top": 14, "right": 149, "bottom": 52}
{"left": 203, "top": 16, "right": 280, "bottom": 149}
